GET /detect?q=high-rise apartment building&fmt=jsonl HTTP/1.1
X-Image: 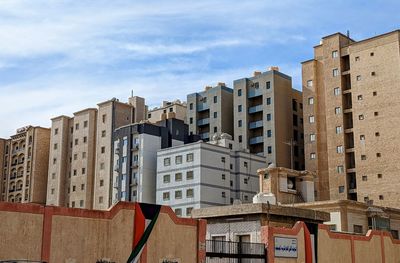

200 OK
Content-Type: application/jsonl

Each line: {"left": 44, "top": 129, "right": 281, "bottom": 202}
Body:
{"left": 111, "top": 119, "right": 192, "bottom": 205}
{"left": 187, "top": 83, "right": 233, "bottom": 141}
{"left": 302, "top": 30, "right": 400, "bottom": 206}
{"left": 156, "top": 135, "right": 265, "bottom": 217}
{"left": 233, "top": 68, "right": 304, "bottom": 170}
{"left": 147, "top": 100, "right": 187, "bottom": 123}
{"left": 0, "top": 126, "right": 50, "bottom": 204}
{"left": 46, "top": 96, "right": 145, "bottom": 209}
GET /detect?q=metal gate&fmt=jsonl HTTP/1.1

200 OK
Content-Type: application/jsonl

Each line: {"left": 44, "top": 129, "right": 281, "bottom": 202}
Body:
{"left": 206, "top": 240, "right": 266, "bottom": 263}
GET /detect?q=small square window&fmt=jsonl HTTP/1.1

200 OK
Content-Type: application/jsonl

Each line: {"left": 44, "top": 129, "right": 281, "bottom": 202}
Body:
{"left": 310, "top": 153, "right": 316, "bottom": 159}
{"left": 213, "top": 112, "right": 217, "bottom": 118}
{"left": 186, "top": 207, "right": 193, "bottom": 216}
{"left": 308, "top": 97, "right": 314, "bottom": 105}
{"left": 357, "top": 95, "right": 363, "bottom": 100}
{"left": 336, "top": 126, "right": 342, "bottom": 134}
{"left": 357, "top": 75, "right": 361, "bottom": 81}
{"left": 332, "top": 50, "right": 338, "bottom": 58}
{"left": 266, "top": 97, "right": 272, "bottom": 105}
{"left": 163, "top": 174, "right": 170, "bottom": 183}
{"left": 266, "top": 81, "right": 271, "bottom": 89}
{"left": 175, "top": 190, "right": 182, "bottom": 199}
{"left": 371, "top": 71, "right": 376, "bottom": 76}
{"left": 379, "top": 195, "right": 384, "bottom": 200}
{"left": 175, "top": 155, "right": 183, "bottom": 164}
{"left": 101, "top": 130, "right": 106, "bottom": 137}
{"left": 337, "top": 165, "right": 344, "bottom": 173}
{"left": 333, "top": 68, "right": 339, "bottom": 77}
{"left": 244, "top": 178, "right": 248, "bottom": 184}
{"left": 361, "top": 155, "right": 367, "bottom": 160}
{"left": 186, "top": 153, "right": 194, "bottom": 162}
{"left": 266, "top": 114, "right": 272, "bottom": 121}
{"left": 309, "top": 115, "right": 315, "bottom": 123}
{"left": 334, "top": 87, "right": 341, "bottom": 96}
{"left": 307, "top": 80, "right": 313, "bottom": 87}
{"left": 175, "top": 173, "right": 182, "bottom": 182}
{"left": 221, "top": 192, "right": 226, "bottom": 198}
{"left": 370, "top": 52, "right": 374, "bottom": 56}
{"left": 238, "top": 89, "right": 242, "bottom": 96}
{"left": 374, "top": 112, "right": 379, "bottom": 116}
{"left": 310, "top": 134, "right": 316, "bottom": 142}
{"left": 221, "top": 157, "right": 226, "bottom": 163}
{"left": 358, "top": 115, "right": 364, "bottom": 120}
{"left": 335, "top": 107, "right": 341, "bottom": 115}
{"left": 84, "top": 121, "right": 88, "bottom": 128}
{"left": 336, "top": 145, "right": 344, "bottom": 153}
{"left": 186, "top": 189, "right": 194, "bottom": 198}
{"left": 100, "top": 180, "right": 104, "bottom": 187}
{"left": 186, "top": 171, "right": 194, "bottom": 180}
{"left": 175, "top": 208, "right": 182, "bottom": 216}
{"left": 54, "top": 128, "right": 59, "bottom": 135}
{"left": 221, "top": 174, "right": 226, "bottom": 180}
{"left": 375, "top": 132, "right": 380, "bottom": 137}
{"left": 373, "top": 91, "right": 377, "bottom": 96}
{"left": 164, "top": 158, "right": 171, "bottom": 166}
{"left": 338, "top": 186, "right": 345, "bottom": 193}
{"left": 163, "top": 192, "right": 170, "bottom": 201}
{"left": 360, "top": 135, "right": 365, "bottom": 140}
{"left": 377, "top": 173, "right": 382, "bottom": 179}
{"left": 362, "top": 175, "right": 367, "bottom": 181}
{"left": 355, "top": 56, "right": 360, "bottom": 61}
{"left": 376, "top": 153, "right": 381, "bottom": 157}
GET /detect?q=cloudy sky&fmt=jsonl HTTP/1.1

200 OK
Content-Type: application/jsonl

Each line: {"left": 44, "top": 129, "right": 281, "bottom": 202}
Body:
{"left": 1, "top": 0, "right": 400, "bottom": 137}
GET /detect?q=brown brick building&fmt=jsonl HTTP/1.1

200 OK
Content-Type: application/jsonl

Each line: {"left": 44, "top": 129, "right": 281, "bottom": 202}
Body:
{"left": 0, "top": 126, "right": 50, "bottom": 204}
{"left": 302, "top": 30, "right": 400, "bottom": 206}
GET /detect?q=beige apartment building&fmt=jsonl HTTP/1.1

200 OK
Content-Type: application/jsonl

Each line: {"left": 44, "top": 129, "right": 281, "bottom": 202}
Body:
{"left": 233, "top": 68, "right": 304, "bottom": 170}
{"left": 0, "top": 126, "right": 50, "bottom": 204}
{"left": 147, "top": 100, "right": 187, "bottom": 123}
{"left": 46, "top": 96, "right": 146, "bottom": 209}
{"left": 302, "top": 30, "right": 400, "bottom": 206}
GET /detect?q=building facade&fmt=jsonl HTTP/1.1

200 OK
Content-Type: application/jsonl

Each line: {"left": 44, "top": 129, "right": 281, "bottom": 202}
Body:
{"left": 302, "top": 30, "right": 400, "bottom": 206}
{"left": 46, "top": 96, "right": 145, "bottom": 209}
{"left": 0, "top": 126, "right": 50, "bottom": 204}
{"left": 187, "top": 83, "right": 234, "bottom": 141}
{"left": 112, "top": 119, "right": 192, "bottom": 205}
{"left": 233, "top": 68, "right": 304, "bottom": 170}
{"left": 156, "top": 136, "right": 266, "bottom": 217}
{"left": 147, "top": 99, "right": 187, "bottom": 124}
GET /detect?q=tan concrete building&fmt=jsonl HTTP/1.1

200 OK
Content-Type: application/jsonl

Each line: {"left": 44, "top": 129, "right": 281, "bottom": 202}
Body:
{"left": 187, "top": 83, "right": 234, "bottom": 141}
{"left": 46, "top": 96, "right": 145, "bottom": 210}
{"left": 234, "top": 68, "right": 304, "bottom": 170}
{"left": 147, "top": 99, "right": 187, "bottom": 123}
{"left": 302, "top": 30, "right": 400, "bottom": 206}
{"left": 0, "top": 126, "right": 50, "bottom": 204}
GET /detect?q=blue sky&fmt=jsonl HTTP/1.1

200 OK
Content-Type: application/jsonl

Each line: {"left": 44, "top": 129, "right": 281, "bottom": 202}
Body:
{"left": 1, "top": 0, "right": 400, "bottom": 137}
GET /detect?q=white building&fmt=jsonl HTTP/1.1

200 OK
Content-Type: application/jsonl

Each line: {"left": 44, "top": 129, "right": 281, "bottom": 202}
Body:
{"left": 156, "top": 134, "right": 266, "bottom": 217}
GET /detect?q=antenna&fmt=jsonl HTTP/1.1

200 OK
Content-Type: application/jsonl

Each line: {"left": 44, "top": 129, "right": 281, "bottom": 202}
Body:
{"left": 347, "top": 30, "right": 350, "bottom": 38}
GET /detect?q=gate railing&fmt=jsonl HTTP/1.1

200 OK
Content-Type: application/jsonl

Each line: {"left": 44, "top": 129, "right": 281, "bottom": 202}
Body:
{"left": 206, "top": 240, "right": 266, "bottom": 259}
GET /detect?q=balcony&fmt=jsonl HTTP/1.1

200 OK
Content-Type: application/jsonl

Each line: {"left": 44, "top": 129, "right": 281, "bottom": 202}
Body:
{"left": 199, "top": 133, "right": 210, "bottom": 140}
{"left": 197, "top": 103, "right": 209, "bottom": 112}
{"left": 248, "top": 89, "right": 263, "bottom": 98}
{"left": 249, "top": 120, "right": 263, "bottom": 129}
{"left": 249, "top": 136, "right": 263, "bottom": 145}
{"left": 248, "top": 105, "right": 263, "bottom": 114}
{"left": 197, "top": 118, "right": 210, "bottom": 126}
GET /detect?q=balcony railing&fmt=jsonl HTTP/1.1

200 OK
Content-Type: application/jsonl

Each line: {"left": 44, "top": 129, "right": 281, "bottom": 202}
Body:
{"left": 248, "top": 89, "right": 263, "bottom": 98}
{"left": 197, "top": 103, "right": 209, "bottom": 112}
{"left": 249, "top": 136, "right": 263, "bottom": 145}
{"left": 197, "top": 118, "right": 210, "bottom": 126}
{"left": 249, "top": 120, "right": 263, "bottom": 129}
{"left": 206, "top": 240, "right": 266, "bottom": 260}
{"left": 248, "top": 104, "right": 263, "bottom": 114}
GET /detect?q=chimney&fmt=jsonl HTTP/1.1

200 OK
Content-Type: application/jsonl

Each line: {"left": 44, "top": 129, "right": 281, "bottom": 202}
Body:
{"left": 217, "top": 82, "right": 226, "bottom": 87}
{"left": 253, "top": 71, "right": 262, "bottom": 77}
{"left": 269, "top": 66, "right": 279, "bottom": 72}
{"left": 205, "top": 86, "right": 212, "bottom": 91}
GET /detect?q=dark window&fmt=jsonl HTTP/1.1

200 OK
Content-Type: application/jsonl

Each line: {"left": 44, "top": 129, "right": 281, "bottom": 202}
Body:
{"left": 189, "top": 103, "right": 193, "bottom": 110}
{"left": 267, "top": 130, "right": 272, "bottom": 137}
{"left": 238, "top": 89, "right": 242, "bottom": 96}
{"left": 238, "top": 135, "right": 242, "bottom": 143}
{"left": 214, "top": 96, "right": 217, "bottom": 103}
{"left": 267, "top": 146, "right": 272, "bottom": 154}
{"left": 292, "top": 99, "right": 297, "bottom": 111}
{"left": 266, "top": 81, "right": 271, "bottom": 89}
{"left": 293, "top": 114, "right": 298, "bottom": 126}
{"left": 238, "top": 120, "right": 242, "bottom": 127}
{"left": 266, "top": 97, "right": 271, "bottom": 105}
{"left": 189, "top": 118, "right": 193, "bottom": 124}
{"left": 214, "top": 127, "right": 217, "bottom": 133}
{"left": 214, "top": 112, "right": 217, "bottom": 118}
{"left": 266, "top": 114, "right": 272, "bottom": 121}
{"left": 238, "top": 105, "right": 242, "bottom": 112}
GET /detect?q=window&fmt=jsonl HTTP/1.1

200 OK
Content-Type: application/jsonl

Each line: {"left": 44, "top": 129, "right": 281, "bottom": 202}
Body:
{"left": 73, "top": 169, "right": 77, "bottom": 176}
{"left": 332, "top": 50, "right": 338, "bottom": 58}
{"left": 53, "top": 158, "right": 57, "bottom": 164}
{"left": 371, "top": 71, "right": 376, "bottom": 76}
{"left": 99, "top": 196, "right": 103, "bottom": 204}
{"left": 186, "top": 153, "right": 194, "bottom": 162}
{"left": 186, "top": 189, "right": 194, "bottom": 198}
{"left": 75, "top": 123, "right": 79, "bottom": 130}
{"left": 357, "top": 95, "right": 363, "bottom": 100}
{"left": 71, "top": 201, "right": 75, "bottom": 208}
{"left": 307, "top": 80, "right": 313, "bottom": 87}
{"left": 175, "top": 173, "right": 182, "bottom": 182}
{"left": 82, "top": 168, "right": 86, "bottom": 174}
{"left": 337, "top": 165, "right": 344, "bottom": 173}
{"left": 375, "top": 132, "right": 380, "bottom": 137}
{"left": 362, "top": 175, "right": 368, "bottom": 181}
{"left": 51, "top": 173, "right": 56, "bottom": 179}
{"left": 83, "top": 136, "right": 87, "bottom": 143}
{"left": 309, "top": 115, "right": 315, "bottom": 123}
{"left": 310, "top": 134, "right": 316, "bottom": 142}
{"left": 370, "top": 52, "right": 374, "bottom": 56}
{"left": 72, "top": 185, "right": 76, "bottom": 192}
{"left": 238, "top": 89, "right": 242, "bottom": 96}
{"left": 189, "top": 118, "right": 193, "bottom": 124}
{"left": 100, "top": 162, "right": 105, "bottom": 170}
{"left": 238, "top": 105, "right": 242, "bottom": 112}
{"left": 175, "top": 208, "right": 182, "bottom": 216}
{"left": 169, "top": 107, "right": 173, "bottom": 112}
{"left": 356, "top": 75, "right": 361, "bottom": 81}
{"left": 361, "top": 155, "right": 367, "bottom": 160}
{"left": 238, "top": 135, "right": 242, "bottom": 143}
{"left": 147, "top": 113, "right": 151, "bottom": 118}
{"left": 175, "top": 190, "right": 182, "bottom": 199}
{"left": 376, "top": 153, "right": 381, "bottom": 157}
{"left": 266, "top": 97, "right": 271, "bottom": 105}
{"left": 221, "top": 174, "right": 226, "bottom": 180}
{"left": 102, "top": 114, "right": 106, "bottom": 123}
{"left": 335, "top": 107, "right": 341, "bottom": 115}
{"left": 266, "top": 114, "right": 271, "bottom": 121}
{"left": 267, "top": 130, "right": 272, "bottom": 137}
{"left": 374, "top": 111, "right": 379, "bottom": 116}
{"left": 175, "top": 155, "right": 182, "bottom": 164}
{"left": 84, "top": 121, "right": 88, "bottom": 128}
{"left": 360, "top": 135, "right": 365, "bottom": 140}
{"left": 213, "top": 112, "right": 217, "bottom": 118}
{"left": 163, "top": 174, "right": 170, "bottom": 183}
{"left": 164, "top": 158, "right": 171, "bottom": 166}
{"left": 214, "top": 96, "right": 217, "bottom": 103}
{"left": 54, "top": 143, "right": 58, "bottom": 150}
{"left": 337, "top": 146, "right": 344, "bottom": 153}
{"left": 267, "top": 146, "right": 272, "bottom": 154}
{"left": 74, "top": 139, "right": 78, "bottom": 145}
{"left": 308, "top": 97, "right": 314, "bottom": 105}
{"left": 333, "top": 68, "right": 339, "bottom": 77}
{"left": 82, "top": 152, "right": 86, "bottom": 159}
{"left": 81, "top": 184, "right": 85, "bottom": 190}
{"left": 334, "top": 87, "right": 340, "bottom": 96}
{"left": 266, "top": 81, "right": 271, "bottom": 89}
{"left": 254, "top": 82, "right": 259, "bottom": 88}
{"left": 54, "top": 128, "right": 59, "bottom": 135}
{"left": 186, "top": 171, "right": 194, "bottom": 180}
{"left": 373, "top": 91, "right": 377, "bottom": 96}
{"left": 100, "top": 180, "right": 104, "bottom": 187}
{"left": 310, "top": 153, "right": 316, "bottom": 159}
{"left": 336, "top": 126, "right": 342, "bottom": 134}
{"left": 355, "top": 56, "right": 360, "bottom": 61}
{"left": 353, "top": 225, "right": 363, "bottom": 234}
{"left": 186, "top": 207, "right": 193, "bottom": 216}
{"left": 338, "top": 186, "right": 345, "bottom": 193}
{"left": 163, "top": 192, "right": 170, "bottom": 201}
{"left": 391, "top": 230, "right": 399, "bottom": 240}
{"left": 359, "top": 115, "right": 364, "bottom": 120}
{"left": 101, "top": 130, "right": 106, "bottom": 137}
{"left": 244, "top": 178, "right": 248, "bottom": 184}
{"left": 189, "top": 103, "right": 193, "bottom": 110}
{"left": 221, "top": 192, "right": 226, "bottom": 198}
{"left": 51, "top": 188, "right": 55, "bottom": 194}
{"left": 238, "top": 120, "right": 242, "bottom": 127}
{"left": 377, "top": 173, "right": 382, "bottom": 179}
{"left": 221, "top": 157, "right": 226, "bottom": 163}
{"left": 214, "top": 127, "right": 217, "bottom": 133}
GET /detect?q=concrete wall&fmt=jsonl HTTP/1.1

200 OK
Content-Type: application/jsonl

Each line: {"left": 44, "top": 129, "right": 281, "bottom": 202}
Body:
{"left": 0, "top": 201, "right": 206, "bottom": 263}
{"left": 263, "top": 221, "right": 400, "bottom": 263}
